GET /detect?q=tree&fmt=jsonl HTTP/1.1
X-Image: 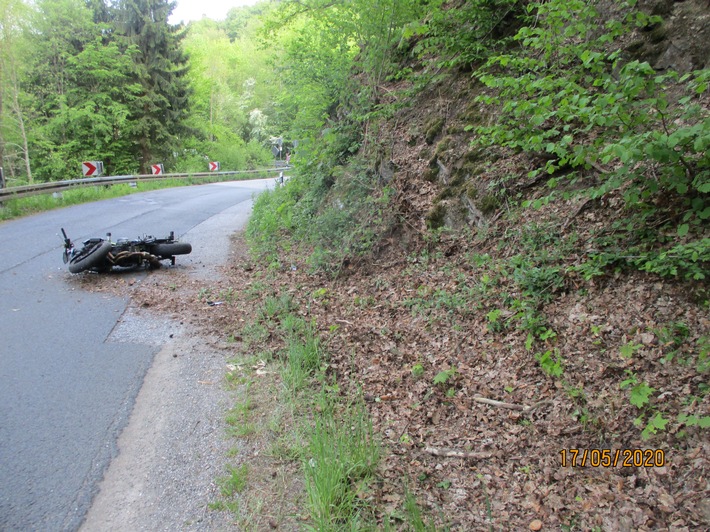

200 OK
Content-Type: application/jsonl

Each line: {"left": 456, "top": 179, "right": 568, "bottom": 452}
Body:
{"left": 0, "top": 0, "right": 32, "bottom": 183}
{"left": 114, "top": 0, "right": 191, "bottom": 173}
{"left": 261, "top": 0, "right": 435, "bottom": 142}
{"left": 181, "top": 13, "right": 274, "bottom": 171}
{"left": 21, "top": 0, "right": 137, "bottom": 180}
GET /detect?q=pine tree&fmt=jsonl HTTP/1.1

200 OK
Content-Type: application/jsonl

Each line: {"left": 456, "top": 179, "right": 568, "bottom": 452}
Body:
{"left": 114, "top": 0, "right": 191, "bottom": 173}
{"left": 21, "top": 0, "right": 135, "bottom": 180}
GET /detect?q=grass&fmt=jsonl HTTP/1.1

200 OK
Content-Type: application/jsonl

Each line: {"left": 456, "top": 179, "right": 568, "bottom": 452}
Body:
{"left": 218, "top": 463, "right": 249, "bottom": 497}
{"left": 215, "top": 288, "right": 388, "bottom": 530}
{"left": 304, "top": 387, "right": 380, "bottom": 530}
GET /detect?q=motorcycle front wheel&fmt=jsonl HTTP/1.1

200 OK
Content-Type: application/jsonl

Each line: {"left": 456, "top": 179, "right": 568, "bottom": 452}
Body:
{"left": 68, "top": 241, "right": 112, "bottom": 273}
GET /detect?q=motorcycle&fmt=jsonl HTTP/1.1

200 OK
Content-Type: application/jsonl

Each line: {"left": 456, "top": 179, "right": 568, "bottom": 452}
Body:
{"left": 61, "top": 227, "right": 192, "bottom": 274}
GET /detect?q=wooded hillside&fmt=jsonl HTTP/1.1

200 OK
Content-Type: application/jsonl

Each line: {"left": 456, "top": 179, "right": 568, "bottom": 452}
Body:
{"left": 243, "top": 0, "right": 709, "bottom": 529}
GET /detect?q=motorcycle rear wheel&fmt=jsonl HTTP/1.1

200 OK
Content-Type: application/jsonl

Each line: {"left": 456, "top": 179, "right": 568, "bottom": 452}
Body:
{"left": 68, "top": 241, "right": 112, "bottom": 273}
{"left": 152, "top": 242, "right": 192, "bottom": 258}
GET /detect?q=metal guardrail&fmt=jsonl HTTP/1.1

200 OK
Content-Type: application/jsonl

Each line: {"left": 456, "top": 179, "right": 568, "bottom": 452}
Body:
{"left": 0, "top": 167, "right": 288, "bottom": 201}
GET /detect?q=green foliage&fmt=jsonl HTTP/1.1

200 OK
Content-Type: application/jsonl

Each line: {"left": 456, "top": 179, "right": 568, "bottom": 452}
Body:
{"left": 405, "top": 0, "right": 519, "bottom": 72}
{"left": 511, "top": 256, "right": 564, "bottom": 304}
{"left": 284, "top": 331, "right": 323, "bottom": 392}
{"left": 248, "top": 147, "right": 394, "bottom": 274}
{"left": 639, "top": 412, "right": 669, "bottom": 440}
{"left": 182, "top": 11, "right": 278, "bottom": 169}
{"left": 399, "top": 489, "right": 439, "bottom": 531}
{"left": 304, "top": 391, "right": 379, "bottom": 529}
{"left": 629, "top": 382, "right": 655, "bottom": 409}
{"left": 620, "top": 341, "right": 642, "bottom": 360}
{"left": 116, "top": 0, "right": 192, "bottom": 174}
{"left": 620, "top": 371, "right": 655, "bottom": 408}
{"left": 4, "top": 0, "right": 199, "bottom": 180}
{"left": 433, "top": 367, "right": 457, "bottom": 387}
{"left": 411, "top": 363, "right": 425, "bottom": 379}
{"left": 634, "top": 239, "right": 710, "bottom": 281}
{"left": 486, "top": 308, "right": 504, "bottom": 332}
{"left": 475, "top": 0, "right": 710, "bottom": 281}
{"left": 18, "top": 0, "right": 140, "bottom": 179}
{"left": 266, "top": 0, "right": 432, "bottom": 110}
{"left": 535, "top": 348, "right": 564, "bottom": 378}
{"left": 243, "top": 293, "right": 381, "bottom": 529}
{"left": 698, "top": 336, "right": 710, "bottom": 373}
{"left": 677, "top": 413, "right": 710, "bottom": 429}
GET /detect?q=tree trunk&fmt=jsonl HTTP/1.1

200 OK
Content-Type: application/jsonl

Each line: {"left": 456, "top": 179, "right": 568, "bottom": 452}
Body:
{"left": 6, "top": 59, "right": 31, "bottom": 183}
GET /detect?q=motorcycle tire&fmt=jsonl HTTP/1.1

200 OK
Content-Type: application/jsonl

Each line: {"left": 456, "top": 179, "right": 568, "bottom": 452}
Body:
{"left": 68, "top": 241, "right": 112, "bottom": 273}
{"left": 152, "top": 242, "right": 192, "bottom": 258}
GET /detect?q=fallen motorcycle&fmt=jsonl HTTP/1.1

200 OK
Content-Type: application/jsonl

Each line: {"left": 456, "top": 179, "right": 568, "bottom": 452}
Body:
{"left": 61, "top": 228, "right": 192, "bottom": 274}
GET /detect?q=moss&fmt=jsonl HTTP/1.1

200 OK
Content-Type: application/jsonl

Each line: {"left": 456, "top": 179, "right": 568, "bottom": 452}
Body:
{"left": 426, "top": 203, "right": 447, "bottom": 230}
{"left": 466, "top": 184, "right": 479, "bottom": 200}
{"left": 423, "top": 167, "right": 439, "bottom": 182}
{"left": 461, "top": 102, "right": 484, "bottom": 126}
{"left": 449, "top": 170, "right": 466, "bottom": 188}
{"left": 425, "top": 117, "right": 445, "bottom": 144}
{"left": 435, "top": 137, "right": 452, "bottom": 155}
{"left": 649, "top": 24, "right": 668, "bottom": 44}
{"left": 476, "top": 193, "right": 500, "bottom": 215}
{"left": 649, "top": 0, "right": 673, "bottom": 17}
{"left": 435, "top": 187, "right": 456, "bottom": 202}
{"left": 626, "top": 40, "right": 645, "bottom": 54}
{"left": 464, "top": 148, "right": 485, "bottom": 163}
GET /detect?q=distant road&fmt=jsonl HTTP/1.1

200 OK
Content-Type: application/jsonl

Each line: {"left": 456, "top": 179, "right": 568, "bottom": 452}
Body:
{"left": 0, "top": 179, "right": 272, "bottom": 531}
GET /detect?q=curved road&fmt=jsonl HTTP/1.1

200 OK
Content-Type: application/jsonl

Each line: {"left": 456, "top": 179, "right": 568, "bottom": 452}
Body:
{"left": 0, "top": 179, "right": 272, "bottom": 531}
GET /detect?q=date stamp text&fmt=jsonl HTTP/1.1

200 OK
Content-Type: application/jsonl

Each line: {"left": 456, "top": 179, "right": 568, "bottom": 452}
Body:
{"left": 559, "top": 448, "right": 666, "bottom": 468}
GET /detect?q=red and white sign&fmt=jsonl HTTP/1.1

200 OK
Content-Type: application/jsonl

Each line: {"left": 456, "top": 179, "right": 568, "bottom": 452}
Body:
{"left": 82, "top": 161, "right": 102, "bottom": 177}
{"left": 209, "top": 161, "right": 220, "bottom": 172}
{"left": 151, "top": 164, "right": 164, "bottom": 175}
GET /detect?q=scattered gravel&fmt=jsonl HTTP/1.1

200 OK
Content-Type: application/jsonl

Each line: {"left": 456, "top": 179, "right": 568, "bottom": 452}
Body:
{"left": 79, "top": 203, "right": 254, "bottom": 531}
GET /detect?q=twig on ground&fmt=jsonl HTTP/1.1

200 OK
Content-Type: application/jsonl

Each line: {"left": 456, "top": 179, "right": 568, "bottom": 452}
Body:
{"left": 562, "top": 198, "right": 593, "bottom": 231}
{"left": 473, "top": 395, "right": 532, "bottom": 412}
{"left": 424, "top": 447, "right": 494, "bottom": 460}
{"left": 473, "top": 395, "right": 553, "bottom": 414}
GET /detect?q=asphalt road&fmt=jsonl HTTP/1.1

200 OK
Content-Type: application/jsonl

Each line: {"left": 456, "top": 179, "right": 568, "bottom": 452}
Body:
{"left": 0, "top": 179, "right": 272, "bottom": 531}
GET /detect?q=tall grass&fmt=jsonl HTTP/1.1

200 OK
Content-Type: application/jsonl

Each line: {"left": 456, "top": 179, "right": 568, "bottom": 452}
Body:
{"left": 236, "top": 290, "right": 382, "bottom": 529}
{"left": 304, "top": 391, "right": 380, "bottom": 530}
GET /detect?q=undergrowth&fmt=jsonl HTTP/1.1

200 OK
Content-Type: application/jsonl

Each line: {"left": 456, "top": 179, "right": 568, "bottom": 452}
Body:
{"left": 238, "top": 0, "right": 709, "bottom": 526}
{"left": 247, "top": 126, "right": 395, "bottom": 275}
{"left": 475, "top": 0, "right": 709, "bottom": 281}
{"left": 217, "top": 288, "right": 386, "bottom": 529}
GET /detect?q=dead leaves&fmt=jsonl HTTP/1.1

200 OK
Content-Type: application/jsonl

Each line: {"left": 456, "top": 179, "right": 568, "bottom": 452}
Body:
{"left": 224, "top": 231, "right": 710, "bottom": 530}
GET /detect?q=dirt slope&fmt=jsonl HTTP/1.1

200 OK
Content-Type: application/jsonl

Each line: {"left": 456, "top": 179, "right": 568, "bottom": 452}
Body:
{"left": 222, "top": 1, "right": 710, "bottom": 529}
